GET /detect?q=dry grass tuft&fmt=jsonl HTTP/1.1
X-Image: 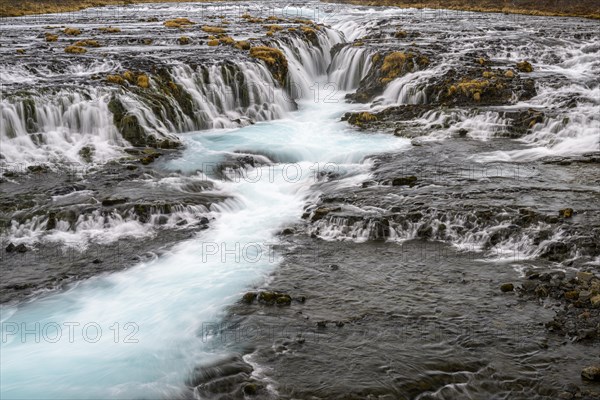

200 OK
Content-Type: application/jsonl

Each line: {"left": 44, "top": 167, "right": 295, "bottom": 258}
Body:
{"left": 45, "top": 33, "right": 58, "bottom": 42}
{"left": 164, "top": 18, "right": 195, "bottom": 28}
{"left": 201, "top": 25, "right": 226, "bottom": 34}
{"left": 98, "top": 26, "right": 121, "bottom": 33}
{"left": 64, "top": 27, "right": 81, "bottom": 36}
{"left": 74, "top": 39, "right": 101, "bottom": 47}
{"left": 65, "top": 45, "right": 87, "bottom": 54}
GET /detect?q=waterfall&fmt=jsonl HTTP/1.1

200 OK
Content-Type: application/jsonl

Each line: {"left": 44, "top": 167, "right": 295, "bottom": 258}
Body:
{"left": 0, "top": 89, "right": 124, "bottom": 164}
{"left": 328, "top": 46, "right": 374, "bottom": 91}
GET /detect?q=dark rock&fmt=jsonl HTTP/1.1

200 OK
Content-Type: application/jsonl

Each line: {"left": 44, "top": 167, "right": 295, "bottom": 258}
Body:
{"left": 46, "top": 212, "right": 57, "bottom": 230}
{"left": 102, "top": 198, "right": 128, "bottom": 206}
{"left": 5, "top": 242, "right": 16, "bottom": 252}
{"left": 241, "top": 292, "right": 257, "bottom": 304}
{"left": 416, "top": 224, "right": 433, "bottom": 238}
{"left": 500, "top": 283, "right": 514, "bottom": 292}
{"left": 559, "top": 208, "right": 574, "bottom": 218}
{"left": 392, "top": 176, "right": 417, "bottom": 187}
{"left": 310, "top": 207, "right": 340, "bottom": 221}
{"left": 540, "top": 241, "right": 570, "bottom": 262}
{"left": 78, "top": 146, "right": 93, "bottom": 163}
{"left": 516, "top": 60, "right": 534, "bottom": 72}
{"left": 242, "top": 383, "right": 259, "bottom": 396}
{"left": 258, "top": 291, "right": 292, "bottom": 306}
{"left": 27, "top": 165, "right": 48, "bottom": 173}
{"left": 581, "top": 366, "right": 600, "bottom": 381}
{"left": 15, "top": 243, "right": 27, "bottom": 253}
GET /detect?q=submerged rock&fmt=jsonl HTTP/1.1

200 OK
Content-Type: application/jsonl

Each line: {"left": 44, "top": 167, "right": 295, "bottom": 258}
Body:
{"left": 257, "top": 291, "right": 292, "bottom": 306}
{"left": 241, "top": 292, "right": 257, "bottom": 304}
{"left": 500, "top": 283, "right": 514, "bottom": 292}
{"left": 581, "top": 366, "right": 600, "bottom": 381}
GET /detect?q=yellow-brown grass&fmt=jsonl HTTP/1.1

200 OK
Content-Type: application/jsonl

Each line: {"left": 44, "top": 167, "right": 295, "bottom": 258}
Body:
{"left": 74, "top": 39, "right": 101, "bottom": 47}
{"left": 65, "top": 45, "right": 87, "bottom": 54}
{"left": 249, "top": 46, "right": 286, "bottom": 67}
{"left": 319, "top": 0, "right": 600, "bottom": 19}
{"left": 201, "top": 25, "right": 226, "bottom": 34}
{"left": 45, "top": 33, "right": 58, "bottom": 42}
{"left": 98, "top": 26, "right": 121, "bottom": 33}
{"left": 3, "top": 0, "right": 597, "bottom": 19}
{"left": 164, "top": 18, "right": 195, "bottom": 28}
{"left": 0, "top": 1, "right": 234, "bottom": 18}
{"left": 235, "top": 40, "right": 251, "bottom": 50}
{"left": 64, "top": 27, "right": 81, "bottom": 36}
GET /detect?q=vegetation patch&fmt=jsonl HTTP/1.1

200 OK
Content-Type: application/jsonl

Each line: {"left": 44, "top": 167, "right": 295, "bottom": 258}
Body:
{"left": 45, "top": 33, "right": 58, "bottom": 42}
{"left": 300, "top": 26, "right": 319, "bottom": 44}
{"left": 74, "top": 39, "right": 101, "bottom": 47}
{"left": 63, "top": 27, "right": 81, "bottom": 36}
{"left": 164, "top": 18, "right": 195, "bottom": 28}
{"left": 235, "top": 40, "right": 251, "bottom": 50}
{"left": 380, "top": 52, "right": 429, "bottom": 83}
{"left": 249, "top": 46, "right": 288, "bottom": 85}
{"left": 106, "top": 74, "right": 126, "bottom": 85}
{"left": 106, "top": 71, "right": 150, "bottom": 88}
{"left": 516, "top": 60, "right": 534, "bottom": 72}
{"left": 178, "top": 36, "right": 190, "bottom": 45}
{"left": 64, "top": 45, "right": 87, "bottom": 54}
{"left": 201, "top": 25, "right": 226, "bottom": 34}
{"left": 218, "top": 36, "right": 235, "bottom": 45}
{"left": 264, "top": 24, "right": 283, "bottom": 31}
{"left": 98, "top": 26, "right": 121, "bottom": 33}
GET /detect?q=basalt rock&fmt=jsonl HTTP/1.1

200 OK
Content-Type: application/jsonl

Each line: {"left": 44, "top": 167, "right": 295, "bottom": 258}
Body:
{"left": 431, "top": 68, "right": 536, "bottom": 106}
{"left": 347, "top": 50, "right": 430, "bottom": 103}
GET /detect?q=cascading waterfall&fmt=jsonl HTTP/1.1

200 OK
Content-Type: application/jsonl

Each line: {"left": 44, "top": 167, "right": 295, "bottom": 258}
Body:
{"left": 0, "top": 12, "right": 412, "bottom": 397}
{"left": 0, "top": 90, "right": 124, "bottom": 164}
{"left": 168, "top": 62, "right": 294, "bottom": 129}
{"left": 328, "top": 46, "right": 374, "bottom": 91}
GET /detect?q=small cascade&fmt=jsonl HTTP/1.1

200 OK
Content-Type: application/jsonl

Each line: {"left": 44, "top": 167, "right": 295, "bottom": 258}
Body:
{"left": 169, "top": 62, "right": 294, "bottom": 129}
{"left": 328, "top": 45, "right": 374, "bottom": 91}
{"left": 0, "top": 61, "right": 297, "bottom": 165}
{"left": 271, "top": 28, "right": 343, "bottom": 97}
{"left": 0, "top": 89, "right": 124, "bottom": 164}
{"left": 308, "top": 208, "right": 579, "bottom": 262}
{"left": 377, "top": 67, "right": 444, "bottom": 105}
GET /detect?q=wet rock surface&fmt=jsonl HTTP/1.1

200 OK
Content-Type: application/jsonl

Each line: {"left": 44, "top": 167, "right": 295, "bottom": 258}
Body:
{"left": 219, "top": 239, "right": 600, "bottom": 399}
{"left": 0, "top": 156, "right": 224, "bottom": 303}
